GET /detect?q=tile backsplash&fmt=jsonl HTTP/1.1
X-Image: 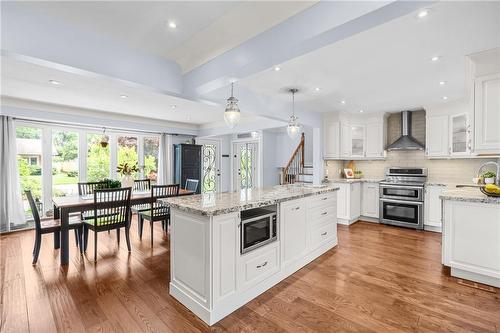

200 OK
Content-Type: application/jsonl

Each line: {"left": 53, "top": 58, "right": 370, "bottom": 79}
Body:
{"left": 326, "top": 151, "right": 499, "bottom": 184}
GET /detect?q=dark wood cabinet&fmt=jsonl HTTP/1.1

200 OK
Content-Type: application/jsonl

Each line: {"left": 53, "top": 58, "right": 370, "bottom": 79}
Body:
{"left": 174, "top": 144, "right": 202, "bottom": 194}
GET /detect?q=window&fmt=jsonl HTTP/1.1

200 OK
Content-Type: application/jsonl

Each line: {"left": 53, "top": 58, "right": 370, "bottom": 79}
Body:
{"left": 52, "top": 130, "right": 79, "bottom": 197}
{"left": 117, "top": 136, "right": 138, "bottom": 178}
{"left": 16, "top": 126, "right": 43, "bottom": 224}
{"left": 144, "top": 136, "right": 159, "bottom": 183}
{"left": 87, "top": 133, "right": 110, "bottom": 182}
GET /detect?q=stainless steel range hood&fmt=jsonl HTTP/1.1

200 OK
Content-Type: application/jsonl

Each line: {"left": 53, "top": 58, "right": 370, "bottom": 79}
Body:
{"left": 387, "top": 111, "right": 425, "bottom": 151}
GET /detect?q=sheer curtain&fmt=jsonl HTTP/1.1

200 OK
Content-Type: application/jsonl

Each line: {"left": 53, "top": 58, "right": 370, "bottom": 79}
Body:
{"left": 0, "top": 116, "right": 26, "bottom": 232}
{"left": 157, "top": 133, "right": 173, "bottom": 185}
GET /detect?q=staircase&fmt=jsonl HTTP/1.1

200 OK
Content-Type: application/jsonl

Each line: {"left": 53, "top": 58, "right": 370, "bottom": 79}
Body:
{"left": 280, "top": 133, "right": 313, "bottom": 185}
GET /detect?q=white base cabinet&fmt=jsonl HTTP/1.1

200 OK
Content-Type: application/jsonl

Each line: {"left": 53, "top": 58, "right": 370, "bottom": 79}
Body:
{"left": 361, "top": 182, "right": 379, "bottom": 219}
{"left": 169, "top": 191, "right": 338, "bottom": 325}
{"left": 424, "top": 185, "right": 445, "bottom": 232}
{"left": 333, "top": 182, "right": 360, "bottom": 225}
{"left": 442, "top": 200, "right": 500, "bottom": 288}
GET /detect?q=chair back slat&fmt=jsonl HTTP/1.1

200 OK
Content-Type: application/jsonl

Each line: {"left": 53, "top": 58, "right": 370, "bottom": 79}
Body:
{"left": 185, "top": 179, "right": 199, "bottom": 192}
{"left": 148, "top": 184, "right": 179, "bottom": 216}
{"left": 93, "top": 187, "right": 131, "bottom": 228}
{"left": 25, "top": 190, "right": 41, "bottom": 231}
{"left": 79, "top": 181, "right": 107, "bottom": 196}
{"left": 134, "top": 179, "right": 151, "bottom": 192}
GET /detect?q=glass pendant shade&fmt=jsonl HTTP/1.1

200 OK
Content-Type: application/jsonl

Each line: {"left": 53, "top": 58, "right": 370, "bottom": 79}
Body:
{"left": 224, "top": 83, "right": 241, "bottom": 128}
{"left": 287, "top": 88, "right": 301, "bottom": 139}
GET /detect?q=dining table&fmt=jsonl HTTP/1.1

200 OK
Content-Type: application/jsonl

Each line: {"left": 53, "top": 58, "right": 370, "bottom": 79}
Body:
{"left": 53, "top": 188, "right": 194, "bottom": 265}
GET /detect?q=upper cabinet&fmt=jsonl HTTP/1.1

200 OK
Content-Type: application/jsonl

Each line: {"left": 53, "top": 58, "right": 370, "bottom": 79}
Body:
{"left": 474, "top": 73, "right": 500, "bottom": 155}
{"left": 324, "top": 113, "right": 385, "bottom": 160}
{"left": 450, "top": 113, "right": 471, "bottom": 156}
{"left": 425, "top": 115, "right": 449, "bottom": 157}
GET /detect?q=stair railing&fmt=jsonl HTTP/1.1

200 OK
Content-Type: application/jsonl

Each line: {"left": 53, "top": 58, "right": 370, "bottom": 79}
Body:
{"left": 281, "top": 133, "right": 305, "bottom": 185}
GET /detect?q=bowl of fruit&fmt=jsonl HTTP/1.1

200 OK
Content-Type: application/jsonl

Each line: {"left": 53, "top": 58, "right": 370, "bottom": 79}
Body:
{"left": 480, "top": 183, "right": 500, "bottom": 197}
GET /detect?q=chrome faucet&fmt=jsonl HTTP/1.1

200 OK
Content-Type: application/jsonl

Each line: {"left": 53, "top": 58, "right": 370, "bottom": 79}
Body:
{"left": 477, "top": 161, "right": 500, "bottom": 186}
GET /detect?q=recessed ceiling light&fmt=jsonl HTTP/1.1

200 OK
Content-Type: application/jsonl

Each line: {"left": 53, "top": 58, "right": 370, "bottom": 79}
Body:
{"left": 120, "top": 95, "right": 128, "bottom": 99}
{"left": 187, "top": 116, "right": 191, "bottom": 121}
{"left": 167, "top": 21, "right": 177, "bottom": 29}
{"left": 49, "top": 80, "right": 60, "bottom": 85}
{"left": 439, "top": 81, "right": 446, "bottom": 85}
{"left": 274, "top": 66, "right": 281, "bottom": 72}
{"left": 417, "top": 9, "right": 429, "bottom": 18}
{"left": 442, "top": 96, "right": 448, "bottom": 100}
{"left": 340, "top": 100, "right": 346, "bottom": 105}
{"left": 431, "top": 56, "right": 441, "bottom": 62}
{"left": 171, "top": 104, "right": 177, "bottom": 110}
{"left": 315, "top": 87, "right": 321, "bottom": 92}
{"left": 359, "top": 110, "right": 364, "bottom": 113}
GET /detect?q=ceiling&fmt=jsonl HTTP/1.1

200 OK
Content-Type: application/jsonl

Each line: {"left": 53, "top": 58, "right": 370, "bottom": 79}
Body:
{"left": 239, "top": 1, "right": 500, "bottom": 114}
{"left": 1, "top": 56, "right": 225, "bottom": 125}
{"left": 14, "top": 1, "right": 316, "bottom": 73}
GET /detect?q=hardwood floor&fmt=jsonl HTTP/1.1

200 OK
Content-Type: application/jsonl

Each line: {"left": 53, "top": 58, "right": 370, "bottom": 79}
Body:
{"left": 1, "top": 220, "right": 499, "bottom": 332}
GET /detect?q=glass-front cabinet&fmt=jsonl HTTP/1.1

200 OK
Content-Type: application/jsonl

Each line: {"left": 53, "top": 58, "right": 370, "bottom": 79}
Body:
{"left": 450, "top": 113, "right": 470, "bottom": 155}
{"left": 351, "top": 125, "right": 365, "bottom": 157}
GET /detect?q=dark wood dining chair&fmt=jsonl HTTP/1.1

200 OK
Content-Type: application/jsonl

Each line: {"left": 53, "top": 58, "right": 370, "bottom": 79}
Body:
{"left": 130, "top": 178, "right": 152, "bottom": 215}
{"left": 138, "top": 184, "right": 179, "bottom": 247}
{"left": 78, "top": 181, "right": 107, "bottom": 196}
{"left": 185, "top": 179, "right": 199, "bottom": 193}
{"left": 26, "top": 190, "right": 83, "bottom": 264}
{"left": 82, "top": 187, "right": 132, "bottom": 262}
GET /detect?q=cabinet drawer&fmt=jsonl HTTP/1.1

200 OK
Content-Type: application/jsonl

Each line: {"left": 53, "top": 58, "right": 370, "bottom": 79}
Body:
{"left": 307, "top": 205, "right": 336, "bottom": 225}
{"left": 309, "top": 223, "right": 336, "bottom": 250}
{"left": 241, "top": 245, "right": 279, "bottom": 286}
{"left": 307, "top": 193, "right": 336, "bottom": 210}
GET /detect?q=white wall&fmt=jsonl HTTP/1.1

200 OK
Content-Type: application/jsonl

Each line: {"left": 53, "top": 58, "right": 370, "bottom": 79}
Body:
{"left": 262, "top": 130, "right": 278, "bottom": 187}
{"left": 274, "top": 126, "right": 313, "bottom": 167}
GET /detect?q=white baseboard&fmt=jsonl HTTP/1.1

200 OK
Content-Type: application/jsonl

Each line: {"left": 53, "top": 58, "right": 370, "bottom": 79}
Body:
{"left": 424, "top": 225, "right": 442, "bottom": 233}
{"left": 451, "top": 268, "right": 500, "bottom": 288}
{"left": 337, "top": 217, "right": 358, "bottom": 225}
{"left": 359, "top": 216, "right": 379, "bottom": 223}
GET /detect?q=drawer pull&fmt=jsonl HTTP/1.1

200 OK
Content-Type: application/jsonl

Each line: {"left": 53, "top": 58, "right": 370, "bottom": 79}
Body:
{"left": 256, "top": 261, "right": 268, "bottom": 269}
{"left": 321, "top": 232, "right": 328, "bottom": 236}
{"left": 322, "top": 197, "right": 328, "bottom": 201}
{"left": 293, "top": 206, "right": 300, "bottom": 211}
{"left": 321, "top": 212, "right": 328, "bottom": 216}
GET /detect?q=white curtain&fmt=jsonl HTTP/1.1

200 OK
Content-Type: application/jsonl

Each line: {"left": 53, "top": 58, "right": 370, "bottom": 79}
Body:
{"left": 157, "top": 133, "right": 173, "bottom": 185}
{"left": 0, "top": 116, "right": 26, "bottom": 232}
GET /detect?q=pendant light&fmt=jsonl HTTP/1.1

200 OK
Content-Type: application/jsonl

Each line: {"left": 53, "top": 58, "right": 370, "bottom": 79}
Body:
{"left": 287, "top": 88, "right": 301, "bottom": 139}
{"left": 224, "top": 82, "right": 241, "bottom": 129}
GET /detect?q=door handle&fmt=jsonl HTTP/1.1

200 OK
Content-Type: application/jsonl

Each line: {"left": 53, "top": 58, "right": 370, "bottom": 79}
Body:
{"left": 256, "top": 261, "right": 268, "bottom": 269}
{"left": 321, "top": 212, "right": 328, "bottom": 216}
{"left": 321, "top": 232, "right": 328, "bottom": 236}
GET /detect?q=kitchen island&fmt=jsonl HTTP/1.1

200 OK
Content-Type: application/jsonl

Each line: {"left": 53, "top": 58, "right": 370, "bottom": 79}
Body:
{"left": 441, "top": 187, "right": 500, "bottom": 287}
{"left": 161, "top": 184, "right": 339, "bottom": 325}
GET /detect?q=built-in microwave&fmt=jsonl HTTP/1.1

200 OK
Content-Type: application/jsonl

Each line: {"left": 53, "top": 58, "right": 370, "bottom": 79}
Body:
{"left": 240, "top": 206, "right": 277, "bottom": 254}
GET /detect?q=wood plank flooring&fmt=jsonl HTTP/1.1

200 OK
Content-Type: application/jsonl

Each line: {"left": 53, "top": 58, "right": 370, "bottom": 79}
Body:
{"left": 1, "top": 220, "right": 499, "bottom": 332}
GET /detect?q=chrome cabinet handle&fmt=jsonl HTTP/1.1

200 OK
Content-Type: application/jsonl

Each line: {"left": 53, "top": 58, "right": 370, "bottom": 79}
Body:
{"left": 321, "top": 212, "right": 328, "bottom": 216}
{"left": 256, "top": 261, "right": 268, "bottom": 269}
{"left": 321, "top": 232, "right": 328, "bottom": 236}
{"left": 322, "top": 197, "right": 328, "bottom": 201}
{"left": 293, "top": 206, "right": 300, "bottom": 211}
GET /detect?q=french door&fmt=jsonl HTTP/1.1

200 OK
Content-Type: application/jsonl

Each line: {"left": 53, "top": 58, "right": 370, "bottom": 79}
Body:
{"left": 233, "top": 141, "right": 258, "bottom": 192}
{"left": 197, "top": 139, "right": 221, "bottom": 193}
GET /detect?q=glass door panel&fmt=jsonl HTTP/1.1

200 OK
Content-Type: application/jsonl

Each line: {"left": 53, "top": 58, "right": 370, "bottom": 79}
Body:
{"left": 234, "top": 142, "right": 258, "bottom": 191}
{"left": 451, "top": 114, "right": 469, "bottom": 154}
{"left": 117, "top": 136, "right": 138, "bottom": 178}
{"left": 52, "top": 131, "right": 79, "bottom": 198}
{"left": 202, "top": 143, "right": 217, "bottom": 193}
{"left": 143, "top": 136, "right": 159, "bottom": 183}
{"left": 16, "top": 126, "right": 43, "bottom": 226}
{"left": 87, "top": 133, "right": 110, "bottom": 181}
{"left": 351, "top": 125, "right": 365, "bottom": 156}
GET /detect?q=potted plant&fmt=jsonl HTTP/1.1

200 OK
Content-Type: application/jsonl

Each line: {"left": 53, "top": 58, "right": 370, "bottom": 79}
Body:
{"left": 354, "top": 170, "right": 363, "bottom": 179}
{"left": 482, "top": 171, "right": 496, "bottom": 184}
{"left": 116, "top": 163, "right": 138, "bottom": 188}
{"left": 102, "top": 178, "right": 121, "bottom": 189}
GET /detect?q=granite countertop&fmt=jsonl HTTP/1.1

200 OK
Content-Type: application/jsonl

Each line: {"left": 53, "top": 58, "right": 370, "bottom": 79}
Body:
{"left": 330, "top": 179, "right": 383, "bottom": 183}
{"left": 161, "top": 184, "right": 340, "bottom": 216}
{"left": 440, "top": 187, "right": 500, "bottom": 204}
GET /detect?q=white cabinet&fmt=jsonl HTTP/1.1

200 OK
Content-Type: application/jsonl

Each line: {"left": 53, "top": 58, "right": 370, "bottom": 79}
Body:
{"left": 424, "top": 185, "right": 445, "bottom": 232}
{"left": 323, "top": 120, "right": 340, "bottom": 159}
{"left": 351, "top": 125, "right": 365, "bottom": 157}
{"left": 281, "top": 199, "right": 307, "bottom": 267}
{"left": 365, "top": 122, "right": 384, "bottom": 158}
{"left": 450, "top": 113, "right": 471, "bottom": 156}
{"left": 306, "top": 192, "right": 337, "bottom": 252}
{"left": 333, "top": 182, "right": 361, "bottom": 225}
{"left": 426, "top": 115, "right": 449, "bottom": 157}
{"left": 474, "top": 73, "right": 500, "bottom": 154}
{"left": 340, "top": 123, "right": 352, "bottom": 158}
{"left": 361, "top": 182, "right": 379, "bottom": 219}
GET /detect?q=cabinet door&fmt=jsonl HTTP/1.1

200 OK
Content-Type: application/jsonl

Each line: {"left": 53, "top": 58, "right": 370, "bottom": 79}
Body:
{"left": 365, "top": 122, "right": 384, "bottom": 158}
{"left": 362, "top": 183, "right": 379, "bottom": 218}
{"left": 334, "top": 183, "right": 349, "bottom": 220}
{"left": 351, "top": 125, "right": 365, "bottom": 157}
{"left": 281, "top": 199, "right": 307, "bottom": 267}
{"left": 341, "top": 124, "right": 352, "bottom": 158}
{"left": 426, "top": 115, "right": 449, "bottom": 157}
{"left": 450, "top": 114, "right": 471, "bottom": 156}
{"left": 474, "top": 74, "right": 500, "bottom": 154}
{"left": 424, "top": 185, "right": 444, "bottom": 228}
{"left": 350, "top": 182, "right": 361, "bottom": 220}
{"left": 324, "top": 121, "right": 340, "bottom": 158}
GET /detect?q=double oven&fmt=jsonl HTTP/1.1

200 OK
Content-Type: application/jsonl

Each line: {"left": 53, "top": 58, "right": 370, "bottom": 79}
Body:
{"left": 379, "top": 167, "right": 427, "bottom": 230}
